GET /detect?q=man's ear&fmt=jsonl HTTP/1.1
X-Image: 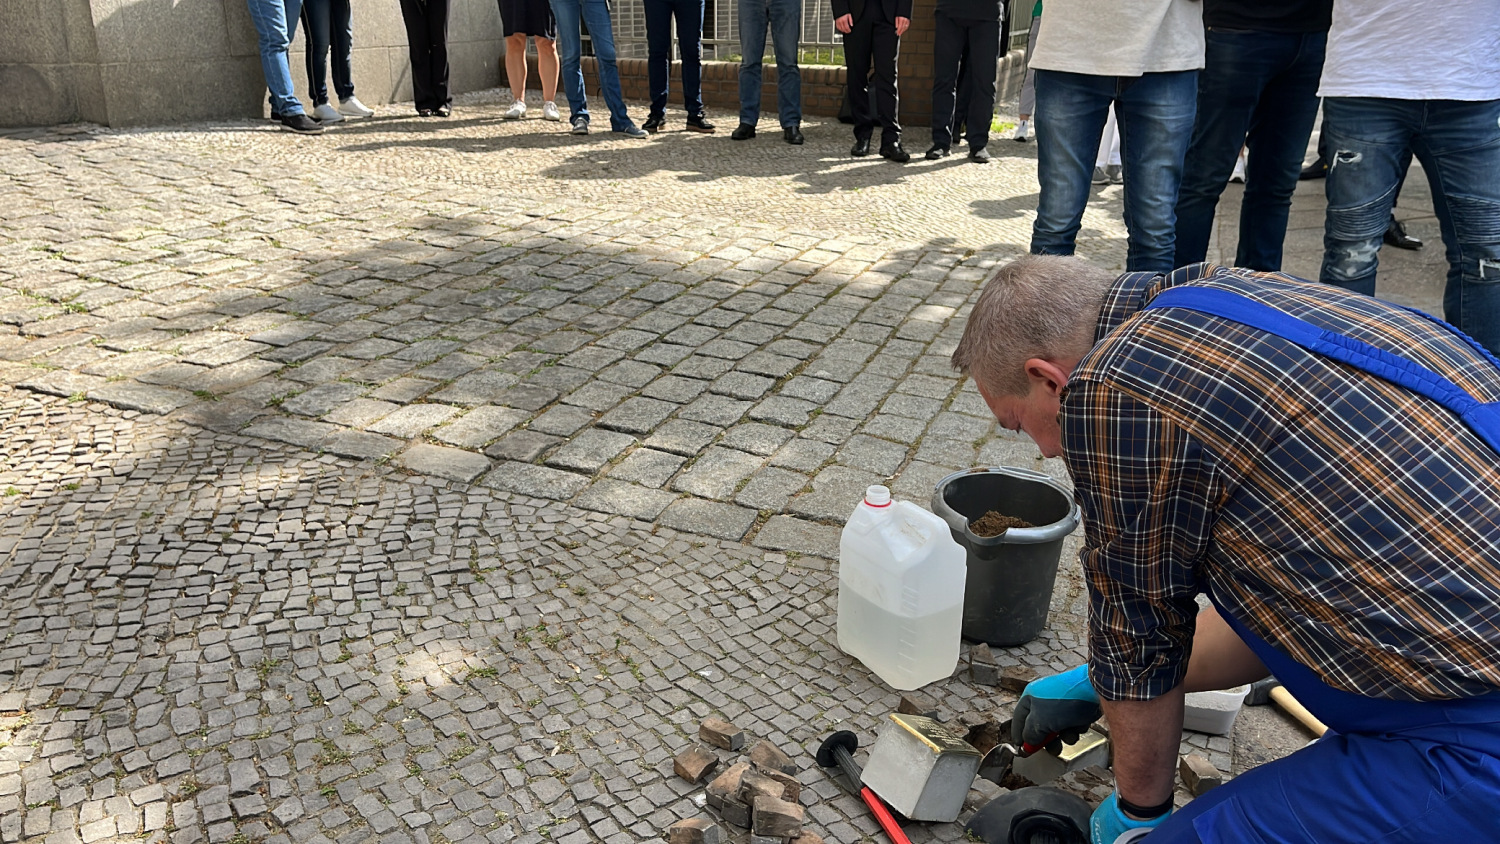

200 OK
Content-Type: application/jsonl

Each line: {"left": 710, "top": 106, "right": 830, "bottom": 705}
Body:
{"left": 1022, "top": 358, "right": 1071, "bottom": 398}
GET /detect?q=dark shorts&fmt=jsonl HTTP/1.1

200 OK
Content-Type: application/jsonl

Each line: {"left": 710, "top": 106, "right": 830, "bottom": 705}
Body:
{"left": 499, "top": 0, "right": 556, "bottom": 38}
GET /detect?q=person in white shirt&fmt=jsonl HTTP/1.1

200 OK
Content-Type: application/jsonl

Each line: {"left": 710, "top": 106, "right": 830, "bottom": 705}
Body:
{"left": 1317, "top": 0, "right": 1500, "bottom": 355}
{"left": 1026, "top": 0, "right": 1204, "bottom": 272}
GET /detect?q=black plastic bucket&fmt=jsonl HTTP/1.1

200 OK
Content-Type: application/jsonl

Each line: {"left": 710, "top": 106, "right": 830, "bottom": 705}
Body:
{"left": 931, "top": 467, "right": 1080, "bottom": 647}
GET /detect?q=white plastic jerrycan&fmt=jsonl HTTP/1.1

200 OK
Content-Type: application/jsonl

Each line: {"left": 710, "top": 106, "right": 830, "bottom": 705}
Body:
{"left": 837, "top": 485, "right": 966, "bottom": 690}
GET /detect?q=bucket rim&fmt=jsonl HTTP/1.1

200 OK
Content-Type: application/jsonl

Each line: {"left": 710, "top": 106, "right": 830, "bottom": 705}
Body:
{"left": 930, "top": 465, "right": 1081, "bottom": 545}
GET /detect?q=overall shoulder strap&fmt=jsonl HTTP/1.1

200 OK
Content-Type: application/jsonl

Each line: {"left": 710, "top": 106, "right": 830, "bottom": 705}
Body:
{"left": 1143, "top": 285, "right": 1500, "bottom": 455}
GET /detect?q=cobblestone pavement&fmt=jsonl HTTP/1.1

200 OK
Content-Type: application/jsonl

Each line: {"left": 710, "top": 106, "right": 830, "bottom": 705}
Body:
{"left": 0, "top": 91, "right": 1444, "bottom": 844}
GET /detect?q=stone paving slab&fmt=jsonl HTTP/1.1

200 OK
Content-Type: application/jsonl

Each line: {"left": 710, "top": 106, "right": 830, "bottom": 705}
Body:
{"left": 0, "top": 92, "right": 1445, "bottom": 843}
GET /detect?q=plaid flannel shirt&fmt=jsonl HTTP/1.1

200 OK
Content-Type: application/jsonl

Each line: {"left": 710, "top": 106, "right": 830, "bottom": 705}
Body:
{"left": 1065, "top": 264, "right": 1500, "bottom": 702}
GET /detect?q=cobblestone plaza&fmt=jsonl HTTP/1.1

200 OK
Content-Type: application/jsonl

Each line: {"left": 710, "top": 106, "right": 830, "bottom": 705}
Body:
{"left": 0, "top": 91, "right": 1446, "bottom": 844}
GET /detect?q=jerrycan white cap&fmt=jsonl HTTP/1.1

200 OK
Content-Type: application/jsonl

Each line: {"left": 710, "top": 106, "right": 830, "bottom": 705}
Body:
{"left": 864, "top": 485, "right": 892, "bottom": 507}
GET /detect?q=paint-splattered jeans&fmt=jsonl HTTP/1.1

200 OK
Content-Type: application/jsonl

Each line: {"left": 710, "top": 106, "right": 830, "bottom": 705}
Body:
{"left": 1320, "top": 96, "right": 1500, "bottom": 355}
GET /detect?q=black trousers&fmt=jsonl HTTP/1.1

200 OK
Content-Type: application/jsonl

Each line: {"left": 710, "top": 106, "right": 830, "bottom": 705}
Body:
{"left": 931, "top": 12, "right": 998, "bottom": 149}
{"left": 399, "top": 0, "right": 452, "bottom": 111}
{"left": 845, "top": 6, "right": 902, "bottom": 145}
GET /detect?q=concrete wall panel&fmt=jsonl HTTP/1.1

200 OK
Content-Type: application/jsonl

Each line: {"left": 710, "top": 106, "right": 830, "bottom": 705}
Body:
{"left": 0, "top": 0, "right": 71, "bottom": 64}
{"left": 90, "top": 0, "right": 234, "bottom": 63}
{"left": 100, "top": 56, "right": 266, "bottom": 125}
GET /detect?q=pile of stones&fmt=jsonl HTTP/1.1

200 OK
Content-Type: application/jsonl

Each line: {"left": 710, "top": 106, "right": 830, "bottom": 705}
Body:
{"left": 666, "top": 717, "right": 821, "bottom": 844}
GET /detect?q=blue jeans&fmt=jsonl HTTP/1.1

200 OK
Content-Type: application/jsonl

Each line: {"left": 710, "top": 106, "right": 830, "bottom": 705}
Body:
{"left": 550, "top": 0, "right": 635, "bottom": 130}
{"left": 301, "top": 0, "right": 355, "bottom": 106}
{"left": 246, "top": 0, "right": 306, "bottom": 116}
{"left": 1320, "top": 97, "right": 1500, "bottom": 356}
{"left": 1031, "top": 69, "right": 1198, "bottom": 273}
{"left": 1174, "top": 29, "right": 1325, "bottom": 271}
{"left": 737, "top": 0, "right": 801, "bottom": 128}
{"left": 644, "top": 0, "right": 705, "bottom": 118}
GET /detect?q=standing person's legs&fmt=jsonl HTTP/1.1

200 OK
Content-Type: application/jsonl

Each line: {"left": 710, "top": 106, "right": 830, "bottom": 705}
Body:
{"left": 1174, "top": 29, "right": 1290, "bottom": 268}
{"left": 962, "top": 18, "right": 998, "bottom": 151}
{"left": 301, "top": 0, "right": 332, "bottom": 106}
{"left": 247, "top": 0, "right": 306, "bottom": 116}
{"left": 549, "top": 0, "right": 589, "bottom": 121}
{"left": 1235, "top": 31, "right": 1324, "bottom": 270}
{"left": 399, "top": 0, "right": 435, "bottom": 110}
{"left": 766, "top": 0, "right": 801, "bottom": 129}
{"left": 536, "top": 35, "right": 559, "bottom": 103}
{"left": 329, "top": 0, "right": 354, "bottom": 102}
{"left": 870, "top": 16, "right": 901, "bottom": 148}
{"left": 505, "top": 33, "right": 531, "bottom": 100}
{"left": 1030, "top": 70, "right": 1113, "bottom": 258}
{"left": 579, "top": 0, "right": 634, "bottom": 130}
{"left": 1017, "top": 20, "right": 1039, "bottom": 121}
{"left": 930, "top": 11, "right": 964, "bottom": 150}
{"left": 1412, "top": 99, "right": 1500, "bottom": 356}
{"left": 1114, "top": 69, "right": 1198, "bottom": 272}
{"left": 675, "top": 0, "right": 706, "bottom": 117}
{"left": 737, "top": 0, "right": 769, "bottom": 126}
{"left": 644, "top": 0, "right": 674, "bottom": 118}
{"left": 424, "top": 0, "right": 451, "bottom": 109}
{"left": 1319, "top": 97, "right": 1414, "bottom": 297}
{"left": 845, "top": 12, "right": 877, "bottom": 143}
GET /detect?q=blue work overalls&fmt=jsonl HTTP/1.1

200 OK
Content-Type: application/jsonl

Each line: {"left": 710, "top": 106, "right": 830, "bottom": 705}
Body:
{"left": 1136, "top": 286, "right": 1500, "bottom": 843}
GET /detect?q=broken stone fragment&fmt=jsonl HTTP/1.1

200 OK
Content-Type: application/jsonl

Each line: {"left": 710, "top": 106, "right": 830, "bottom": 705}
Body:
{"left": 1001, "top": 664, "right": 1040, "bottom": 694}
{"left": 743, "top": 766, "right": 800, "bottom": 803}
{"left": 749, "top": 739, "right": 796, "bottom": 774}
{"left": 970, "top": 643, "right": 999, "bottom": 686}
{"left": 720, "top": 796, "right": 751, "bottom": 828}
{"left": 706, "top": 761, "right": 750, "bottom": 811}
{"left": 674, "top": 745, "right": 720, "bottom": 784}
{"left": 791, "top": 833, "right": 825, "bottom": 844}
{"left": 897, "top": 692, "right": 940, "bottom": 720}
{"left": 701, "top": 717, "right": 745, "bottom": 751}
{"left": 1179, "top": 754, "right": 1223, "bottom": 796}
{"left": 752, "top": 794, "right": 804, "bottom": 839}
{"left": 668, "top": 818, "right": 722, "bottom": 844}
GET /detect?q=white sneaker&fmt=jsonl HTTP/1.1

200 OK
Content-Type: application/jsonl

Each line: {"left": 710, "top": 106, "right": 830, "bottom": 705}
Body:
{"left": 542, "top": 101, "right": 561, "bottom": 122}
{"left": 312, "top": 103, "right": 344, "bottom": 124}
{"left": 1013, "top": 119, "right": 1029, "bottom": 142}
{"left": 505, "top": 100, "right": 527, "bottom": 120}
{"left": 338, "top": 96, "right": 374, "bottom": 118}
{"left": 1092, "top": 166, "right": 1109, "bottom": 185}
{"left": 1230, "top": 148, "right": 1248, "bottom": 183}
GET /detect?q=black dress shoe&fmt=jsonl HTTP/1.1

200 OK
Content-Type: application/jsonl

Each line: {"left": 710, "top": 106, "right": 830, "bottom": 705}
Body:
{"left": 1299, "top": 156, "right": 1327, "bottom": 180}
{"left": 434, "top": 105, "right": 451, "bottom": 118}
{"left": 879, "top": 142, "right": 910, "bottom": 163}
{"left": 969, "top": 145, "right": 992, "bottom": 163}
{"left": 1384, "top": 216, "right": 1423, "bottom": 250}
{"left": 851, "top": 137, "right": 872, "bottom": 157}
{"left": 417, "top": 108, "right": 435, "bottom": 117}
{"left": 643, "top": 114, "right": 666, "bottom": 133}
{"left": 731, "top": 123, "right": 756, "bottom": 140}
{"left": 784, "top": 126, "right": 804, "bottom": 145}
{"left": 686, "top": 115, "right": 716, "bottom": 133}
{"left": 925, "top": 145, "right": 950, "bottom": 160}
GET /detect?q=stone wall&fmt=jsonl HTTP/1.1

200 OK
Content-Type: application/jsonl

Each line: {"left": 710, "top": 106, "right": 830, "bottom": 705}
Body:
{"left": 0, "top": 0, "right": 506, "bottom": 128}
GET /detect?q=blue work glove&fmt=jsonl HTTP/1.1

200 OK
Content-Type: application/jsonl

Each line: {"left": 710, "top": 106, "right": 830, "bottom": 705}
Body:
{"left": 1090, "top": 793, "right": 1172, "bottom": 844}
{"left": 1011, "top": 664, "right": 1103, "bottom": 753}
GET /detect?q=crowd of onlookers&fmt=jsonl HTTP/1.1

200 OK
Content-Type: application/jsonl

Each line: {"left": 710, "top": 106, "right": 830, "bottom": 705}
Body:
{"left": 244, "top": 0, "right": 1499, "bottom": 356}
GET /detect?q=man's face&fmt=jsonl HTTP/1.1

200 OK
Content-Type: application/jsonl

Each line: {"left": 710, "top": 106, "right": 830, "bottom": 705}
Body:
{"left": 977, "top": 371, "right": 1065, "bottom": 458}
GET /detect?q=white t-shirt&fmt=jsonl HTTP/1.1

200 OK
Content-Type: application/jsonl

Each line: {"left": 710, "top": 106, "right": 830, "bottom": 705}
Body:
{"left": 1028, "top": 0, "right": 1205, "bottom": 77}
{"left": 1319, "top": 0, "right": 1500, "bottom": 100}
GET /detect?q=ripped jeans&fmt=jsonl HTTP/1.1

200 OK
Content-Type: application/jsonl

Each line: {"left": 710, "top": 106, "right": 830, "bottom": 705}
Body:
{"left": 1319, "top": 96, "right": 1500, "bottom": 355}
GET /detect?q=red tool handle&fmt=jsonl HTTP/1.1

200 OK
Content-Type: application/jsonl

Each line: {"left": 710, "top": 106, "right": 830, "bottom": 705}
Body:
{"left": 1019, "top": 731, "right": 1060, "bottom": 757}
{"left": 858, "top": 786, "right": 913, "bottom": 844}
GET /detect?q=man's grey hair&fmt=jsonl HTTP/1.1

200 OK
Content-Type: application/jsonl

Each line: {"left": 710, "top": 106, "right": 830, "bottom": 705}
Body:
{"left": 951, "top": 254, "right": 1116, "bottom": 396}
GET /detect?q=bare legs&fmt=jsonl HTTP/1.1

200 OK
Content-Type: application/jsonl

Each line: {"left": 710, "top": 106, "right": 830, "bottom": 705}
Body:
{"left": 505, "top": 33, "right": 559, "bottom": 103}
